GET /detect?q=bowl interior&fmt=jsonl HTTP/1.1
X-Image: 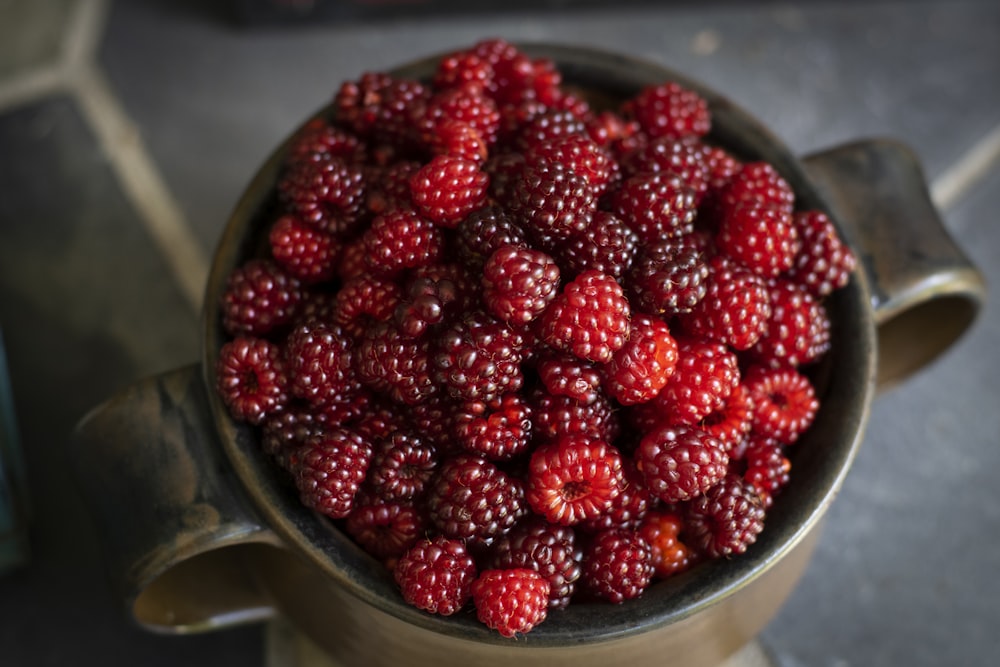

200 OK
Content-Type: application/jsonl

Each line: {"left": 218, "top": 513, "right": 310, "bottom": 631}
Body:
{"left": 201, "top": 43, "right": 876, "bottom": 646}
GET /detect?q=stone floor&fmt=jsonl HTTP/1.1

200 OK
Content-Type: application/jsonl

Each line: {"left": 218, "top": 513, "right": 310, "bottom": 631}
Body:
{"left": 0, "top": 1, "right": 998, "bottom": 665}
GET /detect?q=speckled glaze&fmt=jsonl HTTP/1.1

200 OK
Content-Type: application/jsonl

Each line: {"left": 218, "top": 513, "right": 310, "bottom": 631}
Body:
{"left": 72, "top": 44, "right": 985, "bottom": 667}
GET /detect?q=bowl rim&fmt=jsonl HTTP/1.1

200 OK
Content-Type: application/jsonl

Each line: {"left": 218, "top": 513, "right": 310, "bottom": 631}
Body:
{"left": 201, "top": 41, "right": 877, "bottom": 647}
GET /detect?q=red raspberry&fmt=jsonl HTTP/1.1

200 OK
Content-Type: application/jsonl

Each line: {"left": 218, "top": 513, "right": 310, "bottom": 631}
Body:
{"left": 410, "top": 261, "right": 482, "bottom": 316}
{"left": 696, "top": 382, "right": 755, "bottom": 454}
{"left": 453, "top": 393, "right": 533, "bottom": 461}
{"left": 740, "top": 436, "right": 791, "bottom": 508}
{"left": 422, "top": 83, "right": 501, "bottom": 148}
{"left": 336, "top": 74, "right": 428, "bottom": 149}
{"left": 526, "top": 436, "right": 625, "bottom": 526}
{"left": 586, "top": 109, "right": 638, "bottom": 148}
{"left": 718, "top": 160, "right": 795, "bottom": 215}
{"left": 530, "top": 387, "right": 620, "bottom": 444}
{"left": 536, "top": 353, "right": 603, "bottom": 405}
{"left": 638, "top": 510, "right": 694, "bottom": 579}
{"left": 581, "top": 528, "right": 654, "bottom": 603}
{"left": 429, "top": 120, "right": 488, "bottom": 163}
{"left": 508, "top": 159, "right": 596, "bottom": 243}
{"left": 364, "top": 160, "right": 418, "bottom": 216}
{"left": 216, "top": 337, "right": 288, "bottom": 425}
{"left": 653, "top": 337, "right": 740, "bottom": 426}
{"left": 345, "top": 501, "right": 427, "bottom": 561}
{"left": 620, "top": 136, "right": 709, "bottom": 203}
{"left": 613, "top": 172, "right": 697, "bottom": 244}
{"left": 751, "top": 279, "right": 831, "bottom": 367}
{"left": 408, "top": 394, "right": 459, "bottom": 453}
{"left": 699, "top": 142, "right": 743, "bottom": 191}
{"left": 483, "top": 151, "right": 525, "bottom": 203}
{"left": 471, "top": 569, "right": 550, "bottom": 637}
{"left": 366, "top": 430, "right": 438, "bottom": 502}
{"left": 524, "top": 134, "right": 615, "bottom": 193}
{"left": 292, "top": 290, "right": 338, "bottom": 328}
{"left": 394, "top": 536, "right": 477, "bottom": 616}
{"left": 579, "top": 458, "right": 653, "bottom": 533}
{"left": 488, "top": 517, "right": 581, "bottom": 609}
{"left": 283, "top": 321, "right": 359, "bottom": 410}
{"left": 744, "top": 365, "right": 819, "bottom": 445}
{"left": 454, "top": 205, "right": 526, "bottom": 269}
{"left": 293, "top": 429, "right": 373, "bottom": 519}
{"left": 482, "top": 245, "right": 561, "bottom": 325}
{"left": 409, "top": 155, "right": 489, "bottom": 227}
{"left": 604, "top": 313, "right": 679, "bottom": 406}
{"left": 716, "top": 201, "right": 799, "bottom": 278}
{"left": 627, "top": 237, "right": 710, "bottom": 316}
{"left": 260, "top": 404, "right": 324, "bottom": 468}
{"left": 425, "top": 454, "right": 526, "bottom": 545}
{"left": 788, "top": 209, "right": 856, "bottom": 297}
{"left": 335, "top": 237, "right": 369, "bottom": 282}
{"left": 392, "top": 276, "right": 449, "bottom": 339}
{"left": 627, "top": 81, "right": 711, "bottom": 140}
{"left": 363, "top": 208, "right": 445, "bottom": 275}
{"left": 554, "top": 210, "right": 639, "bottom": 281}
{"left": 680, "top": 255, "right": 772, "bottom": 350}
{"left": 284, "top": 118, "right": 367, "bottom": 167}
{"left": 333, "top": 273, "right": 402, "bottom": 339}
{"left": 433, "top": 51, "right": 494, "bottom": 91}
{"left": 635, "top": 424, "right": 730, "bottom": 503}
{"left": 433, "top": 311, "right": 525, "bottom": 403}
{"left": 221, "top": 258, "right": 302, "bottom": 337}
{"left": 354, "top": 321, "right": 437, "bottom": 406}
{"left": 684, "top": 473, "right": 766, "bottom": 559}
{"left": 278, "top": 154, "right": 366, "bottom": 235}
{"left": 515, "top": 109, "right": 588, "bottom": 153}
{"left": 540, "top": 270, "right": 631, "bottom": 364}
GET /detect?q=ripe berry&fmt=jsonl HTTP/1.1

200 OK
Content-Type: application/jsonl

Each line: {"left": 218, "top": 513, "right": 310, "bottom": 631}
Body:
{"left": 627, "top": 81, "right": 711, "bottom": 140}
{"left": 526, "top": 436, "right": 625, "bottom": 526}
{"left": 788, "top": 209, "right": 856, "bottom": 296}
{"left": 471, "top": 568, "right": 550, "bottom": 637}
{"left": 354, "top": 321, "right": 437, "bottom": 406}
{"left": 604, "top": 313, "right": 679, "bottom": 406}
{"left": 394, "top": 536, "right": 477, "bottom": 616}
{"left": 744, "top": 365, "right": 819, "bottom": 445}
{"left": 433, "top": 311, "right": 525, "bottom": 403}
{"left": 410, "top": 155, "right": 489, "bottom": 227}
{"left": 425, "top": 454, "right": 526, "bottom": 545}
{"left": 555, "top": 210, "right": 639, "bottom": 281}
{"left": 530, "top": 387, "right": 620, "bottom": 444}
{"left": 216, "top": 337, "right": 288, "bottom": 425}
{"left": 741, "top": 436, "right": 791, "bottom": 508}
{"left": 536, "top": 353, "right": 603, "bottom": 405}
{"left": 635, "top": 424, "right": 730, "bottom": 503}
{"left": 718, "top": 160, "right": 795, "bottom": 215}
{"left": 696, "top": 382, "right": 755, "bottom": 454}
{"left": 345, "top": 501, "right": 427, "bottom": 561}
{"left": 221, "top": 258, "right": 302, "bottom": 337}
{"left": 716, "top": 201, "right": 798, "bottom": 278}
{"left": 524, "top": 134, "right": 615, "bottom": 193}
{"left": 283, "top": 321, "right": 360, "bottom": 418}
{"left": 752, "top": 279, "right": 832, "bottom": 368}
{"left": 540, "top": 270, "right": 631, "bottom": 364}
{"left": 482, "top": 245, "right": 561, "bottom": 325}
{"left": 454, "top": 205, "right": 526, "bottom": 269}
{"left": 285, "top": 118, "right": 367, "bottom": 167}
{"left": 429, "top": 120, "right": 489, "bottom": 163}
{"left": 488, "top": 517, "right": 581, "bottom": 609}
{"left": 582, "top": 528, "right": 654, "bottom": 603}
{"left": 579, "top": 458, "right": 654, "bottom": 533}
{"left": 654, "top": 337, "right": 741, "bottom": 426}
{"left": 684, "top": 473, "right": 766, "bottom": 559}
{"left": 508, "top": 159, "right": 596, "bottom": 243}
{"left": 680, "top": 255, "right": 772, "bottom": 351}
{"left": 268, "top": 214, "right": 340, "bottom": 284}
{"left": 627, "top": 237, "right": 709, "bottom": 316}
{"left": 293, "top": 429, "right": 372, "bottom": 519}
{"left": 422, "top": 83, "right": 501, "bottom": 149}
{"left": 366, "top": 430, "right": 438, "bottom": 502}
{"left": 453, "top": 393, "right": 533, "bottom": 461}
{"left": 363, "top": 208, "right": 445, "bottom": 275}
{"left": 332, "top": 273, "right": 402, "bottom": 339}
{"left": 621, "top": 136, "right": 709, "bottom": 203}
{"left": 260, "top": 404, "right": 324, "bottom": 468}
{"left": 613, "top": 172, "right": 697, "bottom": 244}
{"left": 278, "top": 154, "right": 366, "bottom": 235}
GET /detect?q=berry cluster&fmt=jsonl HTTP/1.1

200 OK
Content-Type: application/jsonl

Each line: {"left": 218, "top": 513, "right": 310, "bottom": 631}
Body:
{"left": 214, "top": 39, "right": 855, "bottom": 637}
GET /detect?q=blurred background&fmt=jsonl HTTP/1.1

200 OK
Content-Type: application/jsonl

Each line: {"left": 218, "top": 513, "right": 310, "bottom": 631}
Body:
{"left": 1, "top": 0, "right": 998, "bottom": 665}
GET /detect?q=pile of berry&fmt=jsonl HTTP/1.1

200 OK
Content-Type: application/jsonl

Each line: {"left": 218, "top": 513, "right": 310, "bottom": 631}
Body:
{"left": 214, "top": 39, "right": 855, "bottom": 638}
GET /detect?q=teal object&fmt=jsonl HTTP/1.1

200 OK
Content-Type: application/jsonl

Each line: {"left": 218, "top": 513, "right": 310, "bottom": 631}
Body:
{"left": 0, "top": 328, "right": 29, "bottom": 573}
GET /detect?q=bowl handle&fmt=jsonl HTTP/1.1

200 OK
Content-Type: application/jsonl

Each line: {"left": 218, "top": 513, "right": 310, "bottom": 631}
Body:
{"left": 72, "top": 364, "right": 279, "bottom": 633}
{"left": 801, "top": 138, "right": 986, "bottom": 390}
